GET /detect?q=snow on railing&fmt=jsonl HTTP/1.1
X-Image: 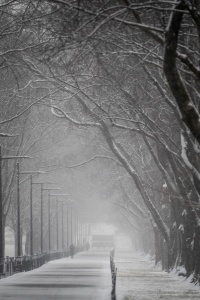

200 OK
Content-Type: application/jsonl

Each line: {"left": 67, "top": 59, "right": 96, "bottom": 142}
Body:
{"left": 0, "top": 247, "right": 82, "bottom": 279}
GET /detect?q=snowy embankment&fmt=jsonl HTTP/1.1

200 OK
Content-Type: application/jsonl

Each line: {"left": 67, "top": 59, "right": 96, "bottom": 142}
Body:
{"left": 115, "top": 249, "right": 200, "bottom": 300}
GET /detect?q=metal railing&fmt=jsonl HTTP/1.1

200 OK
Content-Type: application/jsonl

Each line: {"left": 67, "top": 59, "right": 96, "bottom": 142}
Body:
{"left": 0, "top": 247, "right": 82, "bottom": 279}
{"left": 110, "top": 248, "right": 117, "bottom": 300}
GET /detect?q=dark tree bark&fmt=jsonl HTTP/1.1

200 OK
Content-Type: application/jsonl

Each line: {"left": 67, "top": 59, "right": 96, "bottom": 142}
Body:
{"left": 164, "top": 1, "right": 200, "bottom": 144}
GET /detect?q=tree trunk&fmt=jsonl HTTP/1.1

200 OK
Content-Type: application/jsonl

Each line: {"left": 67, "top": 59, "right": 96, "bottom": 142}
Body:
{"left": 164, "top": 1, "right": 200, "bottom": 144}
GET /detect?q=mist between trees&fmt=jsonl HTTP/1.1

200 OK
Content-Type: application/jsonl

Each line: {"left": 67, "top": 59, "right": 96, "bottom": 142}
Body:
{"left": 1, "top": 0, "right": 200, "bottom": 283}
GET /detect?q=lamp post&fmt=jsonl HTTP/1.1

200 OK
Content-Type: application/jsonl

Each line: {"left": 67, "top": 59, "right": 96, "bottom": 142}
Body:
{"left": 0, "top": 145, "right": 31, "bottom": 260}
{"left": 30, "top": 182, "right": 56, "bottom": 254}
{"left": 71, "top": 203, "right": 73, "bottom": 244}
{"left": 67, "top": 200, "right": 77, "bottom": 246}
{"left": 16, "top": 165, "right": 47, "bottom": 256}
{"left": 41, "top": 188, "right": 60, "bottom": 252}
{"left": 61, "top": 200, "right": 73, "bottom": 250}
{"left": 77, "top": 211, "right": 88, "bottom": 248}
{"left": 76, "top": 208, "right": 79, "bottom": 247}
{"left": 62, "top": 203, "right": 64, "bottom": 250}
{"left": 77, "top": 212, "right": 82, "bottom": 247}
{"left": 73, "top": 207, "right": 77, "bottom": 246}
{"left": 49, "top": 194, "right": 69, "bottom": 251}
{"left": 71, "top": 207, "right": 78, "bottom": 247}
{"left": 67, "top": 202, "right": 70, "bottom": 248}
{"left": 62, "top": 199, "right": 74, "bottom": 248}
{"left": 48, "top": 193, "right": 51, "bottom": 251}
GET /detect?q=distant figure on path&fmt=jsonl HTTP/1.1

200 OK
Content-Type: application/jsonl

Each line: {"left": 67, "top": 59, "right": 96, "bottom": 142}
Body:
{"left": 69, "top": 244, "right": 75, "bottom": 258}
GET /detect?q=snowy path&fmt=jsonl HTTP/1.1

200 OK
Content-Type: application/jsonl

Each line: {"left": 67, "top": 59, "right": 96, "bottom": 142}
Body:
{"left": 0, "top": 251, "right": 111, "bottom": 300}
{"left": 115, "top": 249, "right": 200, "bottom": 300}
{"left": 1, "top": 249, "right": 199, "bottom": 300}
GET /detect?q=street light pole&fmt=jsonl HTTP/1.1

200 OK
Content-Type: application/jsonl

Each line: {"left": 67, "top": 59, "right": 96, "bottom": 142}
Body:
{"left": 30, "top": 175, "right": 33, "bottom": 256}
{"left": 30, "top": 183, "right": 56, "bottom": 253}
{"left": 74, "top": 208, "right": 78, "bottom": 246}
{"left": 0, "top": 135, "right": 20, "bottom": 260}
{"left": 48, "top": 192, "right": 51, "bottom": 251}
{"left": 62, "top": 203, "right": 64, "bottom": 250}
{"left": 41, "top": 184, "right": 44, "bottom": 253}
{"left": 40, "top": 188, "right": 60, "bottom": 252}
{"left": 0, "top": 146, "right": 32, "bottom": 259}
{"left": 49, "top": 194, "right": 69, "bottom": 251}
{"left": 77, "top": 211, "right": 79, "bottom": 247}
{"left": 67, "top": 202, "right": 69, "bottom": 249}
{"left": 16, "top": 162, "right": 20, "bottom": 257}
{"left": 17, "top": 168, "right": 47, "bottom": 256}
{"left": 60, "top": 201, "right": 71, "bottom": 251}
{"left": 56, "top": 200, "right": 58, "bottom": 250}
{"left": 76, "top": 209, "right": 78, "bottom": 246}
{"left": 71, "top": 203, "right": 73, "bottom": 244}
{"left": 30, "top": 181, "right": 43, "bottom": 254}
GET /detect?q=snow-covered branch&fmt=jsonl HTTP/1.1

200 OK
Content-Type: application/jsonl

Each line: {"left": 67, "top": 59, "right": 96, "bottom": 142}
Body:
{"left": 180, "top": 133, "right": 200, "bottom": 181}
{"left": 64, "top": 155, "right": 122, "bottom": 168}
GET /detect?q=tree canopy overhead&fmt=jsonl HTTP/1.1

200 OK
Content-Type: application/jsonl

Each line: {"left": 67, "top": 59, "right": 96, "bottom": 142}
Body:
{"left": 1, "top": 0, "right": 200, "bottom": 283}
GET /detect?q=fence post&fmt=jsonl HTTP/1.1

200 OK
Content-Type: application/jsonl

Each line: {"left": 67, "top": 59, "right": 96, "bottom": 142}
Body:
{"left": 0, "top": 247, "right": 84, "bottom": 280}
{"left": 110, "top": 248, "right": 117, "bottom": 300}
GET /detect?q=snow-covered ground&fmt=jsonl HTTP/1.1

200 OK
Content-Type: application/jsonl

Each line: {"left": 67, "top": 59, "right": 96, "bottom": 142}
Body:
{"left": 115, "top": 249, "right": 200, "bottom": 300}
{"left": 1, "top": 248, "right": 199, "bottom": 300}
{"left": 0, "top": 250, "right": 111, "bottom": 300}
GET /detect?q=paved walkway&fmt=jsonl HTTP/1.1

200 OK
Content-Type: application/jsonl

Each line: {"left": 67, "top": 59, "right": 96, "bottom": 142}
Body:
{"left": 115, "top": 249, "right": 200, "bottom": 300}
{"left": 1, "top": 249, "right": 200, "bottom": 300}
{"left": 0, "top": 251, "right": 111, "bottom": 300}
